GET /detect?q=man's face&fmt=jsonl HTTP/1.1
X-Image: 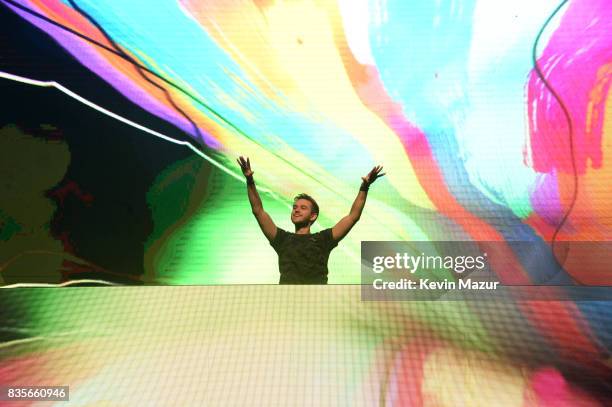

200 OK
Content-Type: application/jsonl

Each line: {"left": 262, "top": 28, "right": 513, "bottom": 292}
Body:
{"left": 291, "top": 199, "right": 317, "bottom": 225}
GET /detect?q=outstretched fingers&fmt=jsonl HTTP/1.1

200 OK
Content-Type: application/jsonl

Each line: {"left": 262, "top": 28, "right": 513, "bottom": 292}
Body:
{"left": 365, "top": 165, "right": 386, "bottom": 183}
{"left": 237, "top": 156, "right": 251, "bottom": 170}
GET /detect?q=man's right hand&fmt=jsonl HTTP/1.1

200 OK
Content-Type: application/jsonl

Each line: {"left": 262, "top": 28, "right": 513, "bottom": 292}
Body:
{"left": 237, "top": 156, "right": 254, "bottom": 178}
{"left": 237, "top": 156, "right": 277, "bottom": 242}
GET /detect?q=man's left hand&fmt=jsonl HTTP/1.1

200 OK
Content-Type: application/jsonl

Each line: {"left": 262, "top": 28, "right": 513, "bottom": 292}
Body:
{"left": 362, "top": 165, "right": 385, "bottom": 185}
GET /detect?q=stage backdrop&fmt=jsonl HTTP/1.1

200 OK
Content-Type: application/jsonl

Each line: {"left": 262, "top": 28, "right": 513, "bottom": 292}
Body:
{"left": 1, "top": 0, "right": 610, "bottom": 285}
{"left": 1, "top": 1, "right": 611, "bottom": 405}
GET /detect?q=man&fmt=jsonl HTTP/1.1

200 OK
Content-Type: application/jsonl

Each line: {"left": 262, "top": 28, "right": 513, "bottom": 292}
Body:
{"left": 237, "top": 156, "right": 385, "bottom": 284}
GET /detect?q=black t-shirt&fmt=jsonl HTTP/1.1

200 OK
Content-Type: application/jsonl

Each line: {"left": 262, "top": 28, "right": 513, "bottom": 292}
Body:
{"left": 270, "top": 228, "right": 338, "bottom": 284}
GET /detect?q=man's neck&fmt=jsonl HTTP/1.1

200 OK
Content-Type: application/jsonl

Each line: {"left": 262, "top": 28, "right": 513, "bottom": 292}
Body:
{"left": 294, "top": 225, "right": 311, "bottom": 234}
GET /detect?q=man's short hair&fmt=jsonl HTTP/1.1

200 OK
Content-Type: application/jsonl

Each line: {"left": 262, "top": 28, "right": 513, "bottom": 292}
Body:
{"left": 294, "top": 193, "right": 319, "bottom": 222}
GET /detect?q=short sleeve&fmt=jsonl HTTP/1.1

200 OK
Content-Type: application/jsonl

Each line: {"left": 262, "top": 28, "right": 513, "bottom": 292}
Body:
{"left": 270, "top": 228, "right": 289, "bottom": 252}
{"left": 320, "top": 228, "right": 338, "bottom": 251}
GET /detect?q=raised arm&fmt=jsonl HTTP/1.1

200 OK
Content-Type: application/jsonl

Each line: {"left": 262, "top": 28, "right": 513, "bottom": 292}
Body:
{"left": 237, "top": 156, "right": 277, "bottom": 242}
{"left": 332, "top": 165, "right": 385, "bottom": 242}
